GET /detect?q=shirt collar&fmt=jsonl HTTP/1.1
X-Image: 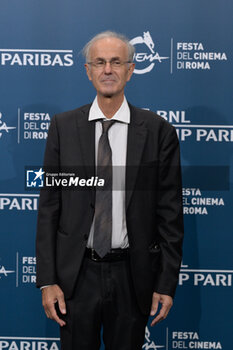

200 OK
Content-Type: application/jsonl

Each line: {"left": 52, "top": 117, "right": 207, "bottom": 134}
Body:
{"left": 88, "top": 96, "right": 130, "bottom": 124}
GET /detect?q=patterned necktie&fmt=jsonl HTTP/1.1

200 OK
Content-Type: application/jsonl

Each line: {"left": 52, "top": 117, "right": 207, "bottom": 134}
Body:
{"left": 93, "top": 120, "right": 115, "bottom": 258}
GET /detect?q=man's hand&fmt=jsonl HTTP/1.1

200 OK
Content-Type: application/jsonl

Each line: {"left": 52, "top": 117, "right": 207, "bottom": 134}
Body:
{"left": 42, "top": 284, "right": 66, "bottom": 327}
{"left": 150, "top": 292, "right": 173, "bottom": 326}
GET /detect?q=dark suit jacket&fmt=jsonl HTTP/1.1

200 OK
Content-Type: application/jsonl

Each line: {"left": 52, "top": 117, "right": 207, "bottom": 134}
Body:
{"left": 36, "top": 103, "right": 184, "bottom": 315}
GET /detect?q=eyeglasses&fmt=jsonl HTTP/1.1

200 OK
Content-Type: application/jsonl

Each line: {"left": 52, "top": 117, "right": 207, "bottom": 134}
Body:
{"left": 87, "top": 59, "right": 132, "bottom": 69}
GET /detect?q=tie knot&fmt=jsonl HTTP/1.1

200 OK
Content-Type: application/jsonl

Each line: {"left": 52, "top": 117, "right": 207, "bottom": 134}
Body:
{"left": 101, "top": 120, "right": 115, "bottom": 134}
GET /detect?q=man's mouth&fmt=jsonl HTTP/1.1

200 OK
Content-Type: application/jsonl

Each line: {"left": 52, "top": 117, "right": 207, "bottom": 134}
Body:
{"left": 101, "top": 79, "right": 116, "bottom": 83}
{"left": 101, "top": 79, "right": 116, "bottom": 87}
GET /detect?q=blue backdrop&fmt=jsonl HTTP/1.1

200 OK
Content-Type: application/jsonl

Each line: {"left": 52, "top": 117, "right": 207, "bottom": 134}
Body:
{"left": 0, "top": 1, "right": 232, "bottom": 349}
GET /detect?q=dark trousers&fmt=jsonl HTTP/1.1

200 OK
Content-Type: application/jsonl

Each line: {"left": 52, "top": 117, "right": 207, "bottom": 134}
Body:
{"left": 59, "top": 256, "right": 149, "bottom": 350}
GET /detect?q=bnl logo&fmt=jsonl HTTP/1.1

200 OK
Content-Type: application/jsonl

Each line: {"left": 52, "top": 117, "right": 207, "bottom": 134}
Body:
{"left": 26, "top": 168, "right": 44, "bottom": 188}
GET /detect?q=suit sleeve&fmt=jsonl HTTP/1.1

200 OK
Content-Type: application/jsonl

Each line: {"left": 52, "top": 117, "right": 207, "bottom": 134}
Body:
{"left": 154, "top": 123, "right": 184, "bottom": 297}
{"left": 36, "top": 115, "right": 61, "bottom": 288}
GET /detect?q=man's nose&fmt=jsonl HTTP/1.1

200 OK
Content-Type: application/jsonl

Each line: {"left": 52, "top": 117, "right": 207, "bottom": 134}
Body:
{"left": 103, "top": 62, "right": 113, "bottom": 74}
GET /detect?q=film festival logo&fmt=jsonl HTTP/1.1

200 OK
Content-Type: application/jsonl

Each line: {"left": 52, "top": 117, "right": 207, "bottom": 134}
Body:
{"left": 130, "top": 31, "right": 169, "bottom": 74}
{"left": 0, "top": 263, "right": 15, "bottom": 280}
{"left": 142, "top": 327, "right": 164, "bottom": 349}
{"left": 0, "top": 112, "right": 16, "bottom": 138}
{"left": 26, "top": 168, "right": 44, "bottom": 189}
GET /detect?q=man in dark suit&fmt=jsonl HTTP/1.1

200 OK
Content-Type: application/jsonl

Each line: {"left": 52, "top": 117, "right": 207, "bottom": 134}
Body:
{"left": 36, "top": 31, "right": 183, "bottom": 350}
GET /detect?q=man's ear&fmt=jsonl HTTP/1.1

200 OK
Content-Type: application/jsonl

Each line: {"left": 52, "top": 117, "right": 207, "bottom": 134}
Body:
{"left": 127, "top": 63, "right": 135, "bottom": 82}
{"left": 84, "top": 63, "right": 92, "bottom": 81}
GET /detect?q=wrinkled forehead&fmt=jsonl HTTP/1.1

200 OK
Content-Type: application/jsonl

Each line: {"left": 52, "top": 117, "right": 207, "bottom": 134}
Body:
{"left": 89, "top": 37, "right": 128, "bottom": 60}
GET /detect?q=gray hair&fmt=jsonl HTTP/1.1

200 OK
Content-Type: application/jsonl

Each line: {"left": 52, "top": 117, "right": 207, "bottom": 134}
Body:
{"left": 82, "top": 31, "right": 135, "bottom": 62}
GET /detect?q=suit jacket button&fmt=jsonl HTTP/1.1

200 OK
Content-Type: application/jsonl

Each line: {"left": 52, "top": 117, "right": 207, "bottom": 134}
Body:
{"left": 83, "top": 233, "right": 89, "bottom": 241}
{"left": 90, "top": 203, "right": 94, "bottom": 209}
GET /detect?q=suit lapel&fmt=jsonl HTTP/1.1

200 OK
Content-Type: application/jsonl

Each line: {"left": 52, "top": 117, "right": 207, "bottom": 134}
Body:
{"left": 75, "top": 104, "right": 95, "bottom": 179}
{"left": 126, "top": 104, "right": 148, "bottom": 210}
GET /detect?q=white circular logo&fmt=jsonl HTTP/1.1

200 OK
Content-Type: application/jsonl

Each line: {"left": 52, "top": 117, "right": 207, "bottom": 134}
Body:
{"left": 130, "top": 31, "right": 169, "bottom": 74}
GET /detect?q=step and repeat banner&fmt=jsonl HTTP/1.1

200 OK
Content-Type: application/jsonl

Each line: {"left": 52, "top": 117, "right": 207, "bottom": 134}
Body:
{"left": 0, "top": 0, "right": 232, "bottom": 349}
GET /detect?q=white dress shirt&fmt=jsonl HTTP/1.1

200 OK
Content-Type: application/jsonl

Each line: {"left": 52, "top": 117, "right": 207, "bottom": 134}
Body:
{"left": 87, "top": 96, "right": 130, "bottom": 249}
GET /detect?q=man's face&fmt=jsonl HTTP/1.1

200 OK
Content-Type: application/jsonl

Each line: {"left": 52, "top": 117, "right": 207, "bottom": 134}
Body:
{"left": 85, "top": 37, "right": 135, "bottom": 98}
